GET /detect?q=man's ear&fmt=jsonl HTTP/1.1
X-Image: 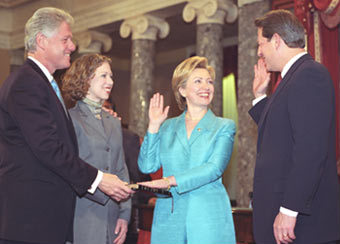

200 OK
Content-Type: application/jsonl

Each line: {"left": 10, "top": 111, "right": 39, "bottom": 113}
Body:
{"left": 36, "top": 33, "right": 47, "bottom": 51}
{"left": 272, "top": 33, "right": 283, "bottom": 50}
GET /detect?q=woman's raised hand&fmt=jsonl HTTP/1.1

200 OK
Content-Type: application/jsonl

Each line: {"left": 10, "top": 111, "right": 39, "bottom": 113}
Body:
{"left": 148, "top": 93, "right": 169, "bottom": 133}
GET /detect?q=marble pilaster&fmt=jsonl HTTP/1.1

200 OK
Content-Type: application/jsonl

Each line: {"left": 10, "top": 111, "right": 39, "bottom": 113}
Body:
{"left": 9, "top": 48, "right": 25, "bottom": 73}
{"left": 183, "top": 0, "right": 238, "bottom": 116}
{"left": 120, "top": 15, "right": 169, "bottom": 136}
{"left": 236, "top": 0, "right": 270, "bottom": 207}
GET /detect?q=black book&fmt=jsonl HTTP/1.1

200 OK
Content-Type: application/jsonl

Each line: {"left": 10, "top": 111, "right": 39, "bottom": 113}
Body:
{"left": 128, "top": 184, "right": 172, "bottom": 198}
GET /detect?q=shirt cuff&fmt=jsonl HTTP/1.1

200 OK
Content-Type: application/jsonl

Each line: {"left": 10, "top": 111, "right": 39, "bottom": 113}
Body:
{"left": 88, "top": 170, "right": 103, "bottom": 194}
{"left": 252, "top": 94, "right": 267, "bottom": 106}
{"left": 280, "top": 206, "right": 298, "bottom": 217}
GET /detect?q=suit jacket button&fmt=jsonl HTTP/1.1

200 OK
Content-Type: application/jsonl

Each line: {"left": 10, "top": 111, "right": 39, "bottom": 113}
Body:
{"left": 106, "top": 147, "right": 110, "bottom": 152}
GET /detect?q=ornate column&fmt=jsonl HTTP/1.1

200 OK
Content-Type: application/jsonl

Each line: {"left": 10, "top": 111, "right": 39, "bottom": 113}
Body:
{"left": 9, "top": 48, "right": 25, "bottom": 73}
{"left": 74, "top": 30, "right": 112, "bottom": 55}
{"left": 120, "top": 14, "right": 169, "bottom": 136}
{"left": 236, "top": 0, "right": 270, "bottom": 207}
{"left": 183, "top": 0, "right": 238, "bottom": 116}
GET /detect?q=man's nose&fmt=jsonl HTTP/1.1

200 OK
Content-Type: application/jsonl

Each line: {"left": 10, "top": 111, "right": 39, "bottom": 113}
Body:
{"left": 257, "top": 48, "right": 261, "bottom": 57}
{"left": 69, "top": 39, "right": 76, "bottom": 52}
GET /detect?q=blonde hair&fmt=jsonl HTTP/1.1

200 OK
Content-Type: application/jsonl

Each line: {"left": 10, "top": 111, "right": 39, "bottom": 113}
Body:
{"left": 172, "top": 56, "right": 215, "bottom": 110}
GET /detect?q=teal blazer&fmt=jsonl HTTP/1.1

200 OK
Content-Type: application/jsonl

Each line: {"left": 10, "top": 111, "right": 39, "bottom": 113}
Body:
{"left": 138, "top": 109, "right": 236, "bottom": 244}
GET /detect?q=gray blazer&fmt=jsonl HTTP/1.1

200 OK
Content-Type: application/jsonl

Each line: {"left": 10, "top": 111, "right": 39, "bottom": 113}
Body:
{"left": 69, "top": 101, "right": 131, "bottom": 244}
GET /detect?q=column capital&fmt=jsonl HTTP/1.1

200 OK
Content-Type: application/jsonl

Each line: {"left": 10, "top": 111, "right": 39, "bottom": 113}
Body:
{"left": 183, "top": 0, "right": 238, "bottom": 25}
{"left": 74, "top": 30, "right": 112, "bottom": 54}
{"left": 120, "top": 14, "right": 169, "bottom": 41}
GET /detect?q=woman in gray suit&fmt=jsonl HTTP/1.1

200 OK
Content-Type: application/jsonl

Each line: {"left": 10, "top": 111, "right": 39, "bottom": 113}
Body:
{"left": 62, "top": 54, "right": 131, "bottom": 244}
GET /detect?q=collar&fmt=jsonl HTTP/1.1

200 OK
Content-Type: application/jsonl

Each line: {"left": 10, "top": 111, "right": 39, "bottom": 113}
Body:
{"left": 28, "top": 56, "right": 54, "bottom": 83}
{"left": 82, "top": 97, "right": 103, "bottom": 119}
{"left": 281, "top": 52, "right": 307, "bottom": 79}
{"left": 281, "top": 52, "right": 307, "bottom": 78}
{"left": 178, "top": 109, "right": 215, "bottom": 130}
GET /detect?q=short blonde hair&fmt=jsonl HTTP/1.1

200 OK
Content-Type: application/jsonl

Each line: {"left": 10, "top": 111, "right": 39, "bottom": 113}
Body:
{"left": 172, "top": 56, "right": 215, "bottom": 110}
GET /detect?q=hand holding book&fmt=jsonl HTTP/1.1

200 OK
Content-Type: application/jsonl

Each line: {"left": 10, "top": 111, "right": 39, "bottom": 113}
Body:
{"left": 127, "top": 176, "right": 176, "bottom": 198}
{"left": 138, "top": 178, "right": 171, "bottom": 190}
{"left": 128, "top": 183, "right": 172, "bottom": 197}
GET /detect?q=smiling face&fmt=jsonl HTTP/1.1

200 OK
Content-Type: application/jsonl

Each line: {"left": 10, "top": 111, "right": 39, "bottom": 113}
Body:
{"left": 43, "top": 21, "right": 76, "bottom": 73}
{"left": 179, "top": 68, "right": 214, "bottom": 110}
{"left": 86, "top": 62, "right": 114, "bottom": 103}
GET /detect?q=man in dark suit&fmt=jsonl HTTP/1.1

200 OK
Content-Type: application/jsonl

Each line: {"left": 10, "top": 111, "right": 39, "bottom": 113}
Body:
{"left": 249, "top": 9, "right": 340, "bottom": 244}
{"left": 0, "top": 7, "right": 133, "bottom": 244}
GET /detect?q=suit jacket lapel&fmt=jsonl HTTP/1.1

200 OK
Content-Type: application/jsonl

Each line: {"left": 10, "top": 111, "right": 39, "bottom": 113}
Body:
{"left": 27, "top": 59, "right": 78, "bottom": 148}
{"left": 77, "top": 101, "right": 107, "bottom": 141}
{"left": 188, "top": 109, "right": 215, "bottom": 146}
{"left": 175, "top": 112, "right": 190, "bottom": 153}
{"left": 67, "top": 114, "right": 79, "bottom": 152}
{"left": 257, "top": 54, "right": 312, "bottom": 130}
{"left": 27, "top": 59, "right": 70, "bottom": 122}
{"left": 174, "top": 109, "right": 215, "bottom": 150}
{"left": 101, "top": 111, "right": 114, "bottom": 144}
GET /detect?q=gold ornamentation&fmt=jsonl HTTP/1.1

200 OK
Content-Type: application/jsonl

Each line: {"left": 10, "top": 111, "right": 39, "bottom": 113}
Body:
{"left": 324, "top": 0, "right": 340, "bottom": 14}
{"left": 163, "top": 177, "right": 171, "bottom": 190}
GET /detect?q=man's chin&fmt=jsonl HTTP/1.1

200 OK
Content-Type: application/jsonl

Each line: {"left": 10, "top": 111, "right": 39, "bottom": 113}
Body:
{"left": 265, "top": 65, "right": 273, "bottom": 72}
{"left": 59, "top": 62, "right": 71, "bottom": 70}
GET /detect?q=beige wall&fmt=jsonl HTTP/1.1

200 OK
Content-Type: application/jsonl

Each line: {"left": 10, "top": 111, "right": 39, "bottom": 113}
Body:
{"left": 0, "top": 49, "right": 10, "bottom": 86}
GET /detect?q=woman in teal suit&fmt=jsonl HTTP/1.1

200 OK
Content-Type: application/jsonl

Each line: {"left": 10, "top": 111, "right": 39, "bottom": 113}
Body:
{"left": 138, "top": 56, "right": 236, "bottom": 244}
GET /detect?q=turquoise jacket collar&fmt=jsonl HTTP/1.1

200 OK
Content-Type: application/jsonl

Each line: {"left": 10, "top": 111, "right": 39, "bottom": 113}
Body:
{"left": 174, "top": 109, "right": 216, "bottom": 147}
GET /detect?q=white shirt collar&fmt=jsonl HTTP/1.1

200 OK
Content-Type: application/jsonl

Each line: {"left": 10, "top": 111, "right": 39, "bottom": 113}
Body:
{"left": 28, "top": 56, "right": 54, "bottom": 83}
{"left": 281, "top": 52, "right": 307, "bottom": 78}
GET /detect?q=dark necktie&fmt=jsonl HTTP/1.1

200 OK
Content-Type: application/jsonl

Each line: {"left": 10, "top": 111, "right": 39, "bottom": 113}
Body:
{"left": 273, "top": 74, "right": 282, "bottom": 92}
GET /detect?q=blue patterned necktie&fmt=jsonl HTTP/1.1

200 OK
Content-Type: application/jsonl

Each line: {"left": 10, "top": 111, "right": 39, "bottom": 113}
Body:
{"left": 50, "top": 79, "right": 67, "bottom": 115}
{"left": 50, "top": 79, "right": 63, "bottom": 102}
